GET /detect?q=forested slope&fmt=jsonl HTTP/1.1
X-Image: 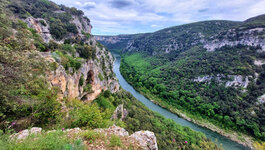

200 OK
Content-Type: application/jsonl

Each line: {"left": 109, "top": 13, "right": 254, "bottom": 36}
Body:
{"left": 99, "top": 15, "right": 265, "bottom": 148}
{"left": 0, "top": 0, "right": 222, "bottom": 149}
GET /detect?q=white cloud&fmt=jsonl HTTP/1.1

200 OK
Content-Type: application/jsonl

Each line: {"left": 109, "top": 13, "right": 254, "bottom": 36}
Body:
{"left": 50, "top": 0, "right": 265, "bottom": 35}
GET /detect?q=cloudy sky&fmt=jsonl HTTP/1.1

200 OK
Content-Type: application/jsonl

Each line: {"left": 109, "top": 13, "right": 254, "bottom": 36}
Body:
{"left": 50, "top": 0, "right": 265, "bottom": 35}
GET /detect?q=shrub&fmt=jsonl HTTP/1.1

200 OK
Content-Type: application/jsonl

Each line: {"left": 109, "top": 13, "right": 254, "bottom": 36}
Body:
{"left": 98, "top": 73, "right": 104, "bottom": 81}
{"left": 109, "top": 135, "right": 122, "bottom": 147}
{"left": 66, "top": 100, "right": 112, "bottom": 129}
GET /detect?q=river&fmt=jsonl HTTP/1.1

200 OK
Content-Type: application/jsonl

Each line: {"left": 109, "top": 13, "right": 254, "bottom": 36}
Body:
{"left": 113, "top": 54, "right": 250, "bottom": 150}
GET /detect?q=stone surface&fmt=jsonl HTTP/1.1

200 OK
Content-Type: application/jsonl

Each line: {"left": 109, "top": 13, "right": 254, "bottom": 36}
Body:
{"left": 254, "top": 60, "right": 265, "bottom": 66}
{"left": 10, "top": 126, "right": 158, "bottom": 150}
{"left": 71, "top": 15, "right": 92, "bottom": 35}
{"left": 193, "top": 74, "right": 251, "bottom": 89}
{"left": 10, "top": 127, "right": 42, "bottom": 140}
{"left": 41, "top": 43, "right": 119, "bottom": 102}
{"left": 204, "top": 27, "right": 265, "bottom": 52}
{"left": 94, "top": 125, "right": 129, "bottom": 137}
{"left": 257, "top": 94, "right": 265, "bottom": 104}
{"left": 25, "top": 17, "right": 52, "bottom": 43}
{"left": 111, "top": 104, "right": 128, "bottom": 121}
{"left": 130, "top": 130, "right": 158, "bottom": 150}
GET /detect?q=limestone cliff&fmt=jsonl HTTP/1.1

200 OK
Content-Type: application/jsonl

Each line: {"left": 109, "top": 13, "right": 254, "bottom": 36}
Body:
{"left": 23, "top": 11, "right": 119, "bottom": 102}
{"left": 41, "top": 44, "right": 119, "bottom": 102}
{"left": 10, "top": 126, "right": 158, "bottom": 150}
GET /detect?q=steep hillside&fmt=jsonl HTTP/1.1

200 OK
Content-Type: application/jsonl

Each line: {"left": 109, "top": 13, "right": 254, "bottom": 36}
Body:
{"left": 95, "top": 34, "right": 142, "bottom": 53}
{"left": 0, "top": 0, "right": 119, "bottom": 131}
{"left": 102, "top": 15, "right": 265, "bottom": 147}
{"left": 0, "top": 0, "right": 223, "bottom": 149}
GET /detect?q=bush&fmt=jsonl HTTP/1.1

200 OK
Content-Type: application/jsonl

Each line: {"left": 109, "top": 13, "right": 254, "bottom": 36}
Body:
{"left": 66, "top": 99, "right": 112, "bottom": 129}
{"left": 76, "top": 45, "right": 96, "bottom": 60}
{"left": 109, "top": 135, "right": 122, "bottom": 147}
{"left": 98, "top": 73, "right": 104, "bottom": 81}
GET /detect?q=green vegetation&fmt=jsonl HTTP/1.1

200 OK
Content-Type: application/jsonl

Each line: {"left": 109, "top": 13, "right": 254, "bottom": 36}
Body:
{"left": 53, "top": 50, "right": 82, "bottom": 72}
{"left": 109, "top": 135, "right": 123, "bottom": 147}
{"left": 0, "top": 0, "right": 224, "bottom": 149}
{"left": 0, "top": 130, "right": 85, "bottom": 150}
{"left": 118, "top": 17, "right": 265, "bottom": 142}
{"left": 93, "top": 90, "right": 222, "bottom": 150}
{"left": 75, "top": 45, "right": 96, "bottom": 60}
{"left": 8, "top": 0, "right": 82, "bottom": 40}
{"left": 98, "top": 73, "right": 104, "bottom": 81}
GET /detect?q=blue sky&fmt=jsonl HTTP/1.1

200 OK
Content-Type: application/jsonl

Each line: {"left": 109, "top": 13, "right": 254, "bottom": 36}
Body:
{"left": 50, "top": 0, "right": 265, "bottom": 35}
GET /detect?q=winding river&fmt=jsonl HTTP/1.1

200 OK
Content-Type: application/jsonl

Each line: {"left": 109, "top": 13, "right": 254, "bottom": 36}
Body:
{"left": 113, "top": 54, "right": 250, "bottom": 150}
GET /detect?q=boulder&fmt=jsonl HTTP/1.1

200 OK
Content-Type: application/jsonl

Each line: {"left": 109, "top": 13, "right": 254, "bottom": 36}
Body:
{"left": 130, "top": 130, "right": 158, "bottom": 150}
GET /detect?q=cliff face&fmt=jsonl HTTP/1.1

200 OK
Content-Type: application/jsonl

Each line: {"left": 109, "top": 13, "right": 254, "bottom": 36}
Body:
{"left": 40, "top": 43, "right": 119, "bottom": 102}
{"left": 25, "top": 14, "right": 92, "bottom": 43}
{"left": 25, "top": 17, "right": 52, "bottom": 43}
{"left": 95, "top": 34, "right": 141, "bottom": 53}
{"left": 204, "top": 27, "right": 265, "bottom": 52}
{"left": 22, "top": 9, "right": 119, "bottom": 102}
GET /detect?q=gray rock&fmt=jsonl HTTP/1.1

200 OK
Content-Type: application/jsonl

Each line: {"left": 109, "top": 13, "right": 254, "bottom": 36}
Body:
{"left": 24, "top": 17, "right": 52, "bottom": 43}
{"left": 130, "top": 131, "right": 158, "bottom": 150}
{"left": 10, "top": 127, "right": 42, "bottom": 140}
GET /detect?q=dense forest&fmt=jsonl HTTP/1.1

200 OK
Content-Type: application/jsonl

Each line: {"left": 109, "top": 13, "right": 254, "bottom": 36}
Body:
{"left": 118, "top": 15, "right": 265, "bottom": 144}
{"left": 0, "top": 0, "right": 222, "bottom": 149}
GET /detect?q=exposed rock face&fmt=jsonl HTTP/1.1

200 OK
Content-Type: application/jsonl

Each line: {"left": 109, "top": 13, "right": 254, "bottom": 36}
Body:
{"left": 24, "top": 17, "right": 52, "bottom": 43}
{"left": 225, "top": 75, "right": 250, "bottom": 88}
{"left": 11, "top": 126, "right": 158, "bottom": 150}
{"left": 10, "top": 127, "right": 42, "bottom": 140}
{"left": 25, "top": 14, "right": 92, "bottom": 44}
{"left": 130, "top": 131, "right": 158, "bottom": 150}
{"left": 94, "top": 125, "right": 129, "bottom": 137}
{"left": 95, "top": 125, "right": 158, "bottom": 150}
{"left": 71, "top": 15, "right": 92, "bottom": 35}
{"left": 204, "top": 27, "right": 265, "bottom": 52}
{"left": 95, "top": 35, "right": 131, "bottom": 44}
{"left": 254, "top": 59, "right": 265, "bottom": 66}
{"left": 257, "top": 94, "right": 265, "bottom": 104}
{"left": 111, "top": 104, "right": 128, "bottom": 121}
{"left": 193, "top": 74, "right": 251, "bottom": 88}
{"left": 42, "top": 49, "right": 119, "bottom": 101}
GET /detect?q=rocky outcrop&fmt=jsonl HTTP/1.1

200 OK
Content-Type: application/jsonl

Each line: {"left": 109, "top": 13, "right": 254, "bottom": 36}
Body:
{"left": 11, "top": 126, "right": 158, "bottom": 150}
{"left": 204, "top": 27, "right": 265, "bottom": 52}
{"left": 10, "top": 127, "right": 42, "bottom": 140}
{"left": 111, "top": 104, "right": 128, "bottom": 121}
{"left": 95, "top": 125, "right": 158, "bottom": 150}
{"left": 95, "top": 35, "right": 131, "bottom": 44}
{"left": 257, "top": 94, "right": 265, "bottom": 104}
{"left": 193, "top": 74, "right": 251, "bottom": 88}
{"left": 71, "top": 15, "right": 92, "bottom": 35}
{"left": 42, "top": 49, "right": 119, "bottom": 101}
{"left": 25, "top": 14, "right": 92, "bottom": 44}
{"left": 254, "top": 60, "right": 265, "bottom": 66}
{"left": 131, "top": 131, "right": 158, "bottom": 150}
{"left": 225, "top": 75, "right": 250, "bottom": 88}
{"left": 24, "top": 17, "right": 52, "bottom": 43}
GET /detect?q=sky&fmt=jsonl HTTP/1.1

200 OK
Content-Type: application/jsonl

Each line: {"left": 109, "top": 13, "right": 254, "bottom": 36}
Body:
{"left": 50, "top": 0, "right": 265, "bottom": 35}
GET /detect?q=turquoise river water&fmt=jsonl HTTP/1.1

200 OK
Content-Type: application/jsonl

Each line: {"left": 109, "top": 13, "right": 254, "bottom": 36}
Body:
{"left": 113, "top": 54, "right": 250, "bottom": 150}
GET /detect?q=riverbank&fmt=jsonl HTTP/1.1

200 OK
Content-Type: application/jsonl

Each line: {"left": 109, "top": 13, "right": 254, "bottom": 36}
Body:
{"left": 138, "top": 90, "right": 254, "bottom": 149}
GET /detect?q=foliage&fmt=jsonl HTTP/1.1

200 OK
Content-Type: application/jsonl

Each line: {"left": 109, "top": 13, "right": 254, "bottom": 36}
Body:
{"left": 93, "top": 90, "right": 222, "bottom": 150}
{"left": 253, "top": 141, "right": 265, "bottom": 150}
{"left": 98, "top": 73, "right": 104, "bottom": 81}
{"left": 75, "top": 45, "right": 96, "bottom": 60}
{"left": 54, "top": 51, "right": 82, "bottom": 72}
{"left": 109, "top": 135, "right": 122, "bottom": 147}
{"left": 65, "top": 99, "right": 112, "bottom": 129}
{"left": 0, "top": 131, "right": 75, "bottom": 150}
{"left": 120, "top": 49, "right": 265, "bottom": 141}
{"left": 8, "top": 0, "right": 86, "bottom": 40}
{"left": 112, "top": 15, "right": 265, "bottom": 142}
